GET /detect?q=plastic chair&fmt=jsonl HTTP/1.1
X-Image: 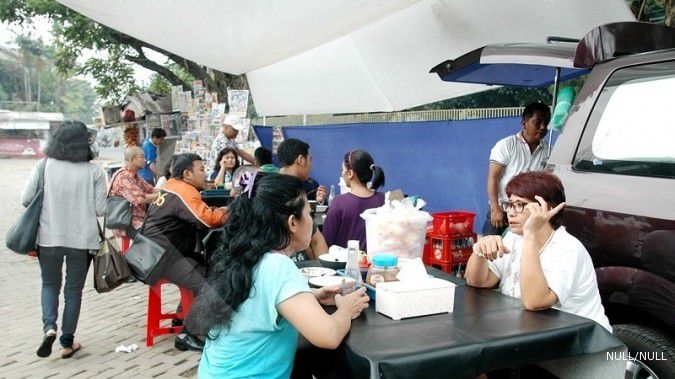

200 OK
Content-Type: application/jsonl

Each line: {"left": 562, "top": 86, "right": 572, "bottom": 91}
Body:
{"left": 146, "top": 279, "right": 194, "bottom": 347}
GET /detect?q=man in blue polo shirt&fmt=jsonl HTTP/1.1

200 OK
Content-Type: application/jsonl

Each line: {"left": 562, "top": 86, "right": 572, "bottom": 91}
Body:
{"left": 139, "top": 128, "right": 166, "bottom": 184}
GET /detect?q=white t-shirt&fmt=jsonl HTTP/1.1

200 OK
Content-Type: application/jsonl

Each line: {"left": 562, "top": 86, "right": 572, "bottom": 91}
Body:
{"left": 489, "top": 132, "right": 549, "bottom": 203}
{"left": 487, "top": 227, "right": 612, "bottom": 332}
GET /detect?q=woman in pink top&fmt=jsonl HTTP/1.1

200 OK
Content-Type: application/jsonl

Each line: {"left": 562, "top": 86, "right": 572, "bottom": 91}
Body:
{"left": 322, "top": 149, "right": 386, "bottom": 251}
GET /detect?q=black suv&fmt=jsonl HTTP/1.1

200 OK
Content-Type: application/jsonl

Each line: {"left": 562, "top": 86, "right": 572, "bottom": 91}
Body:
{"left": 433, "top": 22, "right": 675, "bottom": 378}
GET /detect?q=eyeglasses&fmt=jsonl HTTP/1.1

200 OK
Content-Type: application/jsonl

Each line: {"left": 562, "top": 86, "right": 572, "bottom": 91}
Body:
{"left": 500, "top": 201, "right": 531, "bottom": 213}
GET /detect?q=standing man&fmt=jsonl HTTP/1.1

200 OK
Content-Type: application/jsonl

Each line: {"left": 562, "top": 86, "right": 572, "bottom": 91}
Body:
{"left": 483, "top": 102, "right": 551, "bottom": 236}
{"left": 277, "top": 138, "right": 328, "bottom": 259}
{"left": 139, "top": 128, "right": 166, "bottom": 185}
{"left": 210, "top": 114, "right": 255, "bottom": 171}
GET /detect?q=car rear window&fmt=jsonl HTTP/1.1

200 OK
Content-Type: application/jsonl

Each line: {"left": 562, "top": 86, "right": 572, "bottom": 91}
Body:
{"left": 574, "top": 60, "right": 675, "bottom": 179}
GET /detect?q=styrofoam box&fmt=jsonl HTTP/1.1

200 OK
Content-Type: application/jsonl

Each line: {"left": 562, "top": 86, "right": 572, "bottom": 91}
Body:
{"left": 375, "top": 278, "right": 455, "bottom": 320}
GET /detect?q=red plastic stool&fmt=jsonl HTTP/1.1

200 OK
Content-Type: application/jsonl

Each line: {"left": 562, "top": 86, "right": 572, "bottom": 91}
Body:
{"left": 146, "top": 279, "right": 194, "bottom": 347}
{"left": 121, "top": 236, "right": 131, "bottom": 253}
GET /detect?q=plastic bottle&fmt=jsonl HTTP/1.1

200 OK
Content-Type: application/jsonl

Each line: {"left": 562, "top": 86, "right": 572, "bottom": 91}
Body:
{"left": 343, "top": 240, "right": 363, "bottom": 294}
{"left": 328, "top": 184, "right": 336, "bottom": 205}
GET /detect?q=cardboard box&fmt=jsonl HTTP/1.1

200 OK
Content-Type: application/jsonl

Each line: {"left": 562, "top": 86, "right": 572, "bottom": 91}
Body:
{"left": 375, "top": 278, "right": 455, "bottom": 320}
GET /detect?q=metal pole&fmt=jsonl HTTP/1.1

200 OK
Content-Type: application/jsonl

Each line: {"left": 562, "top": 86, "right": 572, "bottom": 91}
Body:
{"left": 548, "top": 67, "right": 561, "bottom": 157}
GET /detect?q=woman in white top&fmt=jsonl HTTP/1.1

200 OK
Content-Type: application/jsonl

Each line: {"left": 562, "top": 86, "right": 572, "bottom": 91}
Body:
{"left": 465, "top": 171, "right": 611, "bottom": 332}
{"left": 21, "top": 121, "right": 107, "bottom": 359}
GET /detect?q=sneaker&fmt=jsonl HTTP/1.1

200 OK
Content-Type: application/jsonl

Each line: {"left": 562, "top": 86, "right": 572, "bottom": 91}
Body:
{"left": 36, "top": 330, "right": 56, "bottom": 358}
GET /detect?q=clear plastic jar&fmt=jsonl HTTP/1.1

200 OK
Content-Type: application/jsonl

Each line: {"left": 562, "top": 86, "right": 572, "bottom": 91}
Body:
{"left": 366, "top": 254, "right": 399, "bottom": 286}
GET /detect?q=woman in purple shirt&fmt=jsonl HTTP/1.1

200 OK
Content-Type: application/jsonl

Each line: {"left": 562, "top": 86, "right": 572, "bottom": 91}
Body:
{"left": 322, "top": 149, "right": 386, "bottom": 251}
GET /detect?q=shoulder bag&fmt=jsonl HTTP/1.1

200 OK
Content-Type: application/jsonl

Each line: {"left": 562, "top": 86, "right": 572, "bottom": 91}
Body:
{"left": 106, "top": 169, "right": 133, "bottom": 229}
{"left": 6, "top": 159, "right": 46, "bottom": 254}
{"left": 94, "top": 221, "right": 132, "bottom": 293}
{"left": 123, "top": 208, "right": 168, "bottom": 285}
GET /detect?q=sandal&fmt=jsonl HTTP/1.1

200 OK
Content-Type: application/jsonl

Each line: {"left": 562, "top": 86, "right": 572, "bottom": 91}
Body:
{"left": 61, "top": 342, "right": 81, "bottom": 359}
{"left": 36, "top": 330, "right": 57, "bottom": 358}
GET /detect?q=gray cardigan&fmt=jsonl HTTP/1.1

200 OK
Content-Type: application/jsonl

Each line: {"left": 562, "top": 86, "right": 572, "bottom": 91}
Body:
{"left": 20, "top": 158, "right": 107, "bottom": 250}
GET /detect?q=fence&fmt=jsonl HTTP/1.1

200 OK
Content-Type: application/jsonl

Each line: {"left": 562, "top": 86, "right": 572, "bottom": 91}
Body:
{"left": 252, "top": 107, "right": 525, "bottom": 127}
{"left": 0, "top": 101, "right": 41, "bottom": 112}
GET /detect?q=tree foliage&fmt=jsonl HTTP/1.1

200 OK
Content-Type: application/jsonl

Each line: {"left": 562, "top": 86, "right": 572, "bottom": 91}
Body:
{"left": 0, "top": 35, "right": 97, "bottom": 122}
{"left": 0, "top": 0, "right": 247, "bottom": 106}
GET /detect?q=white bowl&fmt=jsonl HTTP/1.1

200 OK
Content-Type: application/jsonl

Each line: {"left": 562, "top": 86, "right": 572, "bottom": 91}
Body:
{"left": 309, "top": 275, "right": 355, "bottom": 288}
{"left": 299, "top": 267, "right": 336, "bottom": 281}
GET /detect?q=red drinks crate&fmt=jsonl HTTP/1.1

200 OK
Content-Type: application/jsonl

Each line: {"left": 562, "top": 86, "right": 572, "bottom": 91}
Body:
{"left": 430, "top": 211, "right": 476, "bottom": 238}
{"left": 427, "top": 233, "right": 477, "bottom": 264}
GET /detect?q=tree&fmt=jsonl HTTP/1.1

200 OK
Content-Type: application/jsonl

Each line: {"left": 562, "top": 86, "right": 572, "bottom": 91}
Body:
{"left": 0, "top": 0, "right": 248, "bottom": 107}
{"left": 0, "top": 35, "right": 98, "bottom": 122}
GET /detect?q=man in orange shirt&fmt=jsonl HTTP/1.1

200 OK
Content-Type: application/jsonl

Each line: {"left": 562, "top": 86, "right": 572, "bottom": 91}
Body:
{"left": 141, "top": 153, "right": 227, "bottom": 351}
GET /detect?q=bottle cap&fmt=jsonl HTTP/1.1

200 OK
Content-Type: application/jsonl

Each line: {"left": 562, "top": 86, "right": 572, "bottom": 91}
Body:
{"left": 372, "top": 254, "right": 398, "bottom": 267}
{"left": 347, "top": 240, "right": 360, "bottom": 249}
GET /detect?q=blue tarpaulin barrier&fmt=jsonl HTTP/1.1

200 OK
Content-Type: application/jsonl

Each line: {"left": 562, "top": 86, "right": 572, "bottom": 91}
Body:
{"left": 254, "top": 117, "right": 555, "bottom": 233}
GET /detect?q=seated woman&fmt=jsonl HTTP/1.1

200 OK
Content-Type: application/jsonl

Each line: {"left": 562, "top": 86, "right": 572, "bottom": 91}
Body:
{"left": 187, "top": 173, "right": 370, "bottom": 378}
{"left": 465, "top": 171, "right": 611, "bottom": 332}
{"left": 210, "top": 147, "right": 240, "bottom": 188}
{"left": 322, "top": 149, "right": 385, "bottom": 251}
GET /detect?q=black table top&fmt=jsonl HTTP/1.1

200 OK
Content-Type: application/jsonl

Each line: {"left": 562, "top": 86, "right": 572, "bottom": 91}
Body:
{"left": 298, "top": 260, "right": 623, "bottom": 379}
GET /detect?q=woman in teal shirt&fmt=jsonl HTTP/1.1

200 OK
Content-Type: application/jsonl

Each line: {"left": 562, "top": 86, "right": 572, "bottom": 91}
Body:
{"left": 188, "top": 173, "right": 370, "bottom": 378}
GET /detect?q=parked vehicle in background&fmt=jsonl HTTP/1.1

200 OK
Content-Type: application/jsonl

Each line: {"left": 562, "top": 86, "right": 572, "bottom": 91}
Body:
{"left": 433, "top": 22, "right": 675, "bottom": 379}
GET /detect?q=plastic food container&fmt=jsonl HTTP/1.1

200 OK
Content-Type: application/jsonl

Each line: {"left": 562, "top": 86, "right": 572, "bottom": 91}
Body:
{"left": 361, "top": 208, "right": 432, "bottom": 259}
{"left": 366, "top": 254, "right": 400, "bottom": 286}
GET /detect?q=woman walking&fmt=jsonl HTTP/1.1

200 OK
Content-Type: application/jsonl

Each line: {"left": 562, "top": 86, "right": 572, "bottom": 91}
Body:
{"left": 21, "top": 121, "right": 107, "bottom": 359}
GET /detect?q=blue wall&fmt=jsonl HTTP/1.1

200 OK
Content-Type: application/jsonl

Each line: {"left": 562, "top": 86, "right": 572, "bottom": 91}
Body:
{"left": 254, "top": 117, "right": 555, "bottom": 233}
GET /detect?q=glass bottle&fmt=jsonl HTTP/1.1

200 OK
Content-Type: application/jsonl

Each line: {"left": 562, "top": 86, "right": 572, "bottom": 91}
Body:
{"left": 328, "top": 184, "right": 336, "bottom": 205}
{"left": 343, "top": 240, "right": 363, "bottom": 294}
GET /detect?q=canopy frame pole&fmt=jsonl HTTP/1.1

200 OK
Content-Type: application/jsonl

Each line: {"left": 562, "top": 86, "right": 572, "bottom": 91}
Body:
{"left": 548, "top": 67, "right": 561, "bottom": 158}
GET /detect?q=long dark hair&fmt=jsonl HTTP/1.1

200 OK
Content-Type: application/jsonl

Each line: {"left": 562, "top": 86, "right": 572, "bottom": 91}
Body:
{"left": 344, "top": 149, "right": 385, "bottom": 190}
{"left": 44, "top": 121, "right": 94, "bottom": 162}
{"left": 186, "top": 173, "right": 307, "bottom": 337}
{"left": 213, "top": 147, "right": 240, "bottom": 176}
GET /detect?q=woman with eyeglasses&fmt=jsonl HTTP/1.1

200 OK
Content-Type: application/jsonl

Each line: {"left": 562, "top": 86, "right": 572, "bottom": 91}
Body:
{"left": 465, "top": 171, "right": 611, "bottom": 332}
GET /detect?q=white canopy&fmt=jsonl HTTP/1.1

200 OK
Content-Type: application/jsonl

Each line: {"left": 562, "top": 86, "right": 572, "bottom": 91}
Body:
{"left": 58, "top": 0, "right": 634, "bottom": 115}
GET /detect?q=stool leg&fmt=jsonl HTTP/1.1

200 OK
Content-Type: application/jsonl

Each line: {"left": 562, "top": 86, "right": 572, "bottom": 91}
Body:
{"left": 121, "top": 237, "right": 130, "bottom": 253}
{"left": 147, "top": 284, "right": 161, "bottom": 347}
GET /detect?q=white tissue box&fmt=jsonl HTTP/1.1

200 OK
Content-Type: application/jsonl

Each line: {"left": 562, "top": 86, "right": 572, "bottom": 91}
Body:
{"left": 375, "top": 278, "right": 455, "bottom": 320}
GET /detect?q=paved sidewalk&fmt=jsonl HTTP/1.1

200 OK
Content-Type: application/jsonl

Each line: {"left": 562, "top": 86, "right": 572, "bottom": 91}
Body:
{"left": 0, "top": 159, "right": 200, "bottom": 379}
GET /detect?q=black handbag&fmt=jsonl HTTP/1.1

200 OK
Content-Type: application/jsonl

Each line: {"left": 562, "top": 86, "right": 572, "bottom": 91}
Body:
{"left": 124, "top": 233, "right": 168, "bottom": 285}
{"left": 6, "top": 159, "right": 46, "bottom": 254}
{"left": 105, "top": 170, "right": 133, "bottom": 229}
{"left": 123, "top": 206, "right": 169, "bottom": 285}
{"left": 94, "top": 222, "right": 131, "bottom": 293}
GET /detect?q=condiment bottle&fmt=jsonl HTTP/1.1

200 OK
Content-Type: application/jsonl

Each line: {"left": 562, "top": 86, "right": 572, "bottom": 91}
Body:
{"left": 366, "top": 254, "right": 400, "bottom": 286}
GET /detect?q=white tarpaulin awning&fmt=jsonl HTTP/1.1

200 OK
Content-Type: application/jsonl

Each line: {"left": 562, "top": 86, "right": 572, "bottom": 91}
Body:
{"left": 57, "top": 0, "right": 634, "bottom": 116}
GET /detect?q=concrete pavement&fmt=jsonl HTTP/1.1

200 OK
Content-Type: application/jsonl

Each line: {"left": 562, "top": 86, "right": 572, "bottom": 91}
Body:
{"left": 0, "top": 158, "right": 200, "bottom": 379}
